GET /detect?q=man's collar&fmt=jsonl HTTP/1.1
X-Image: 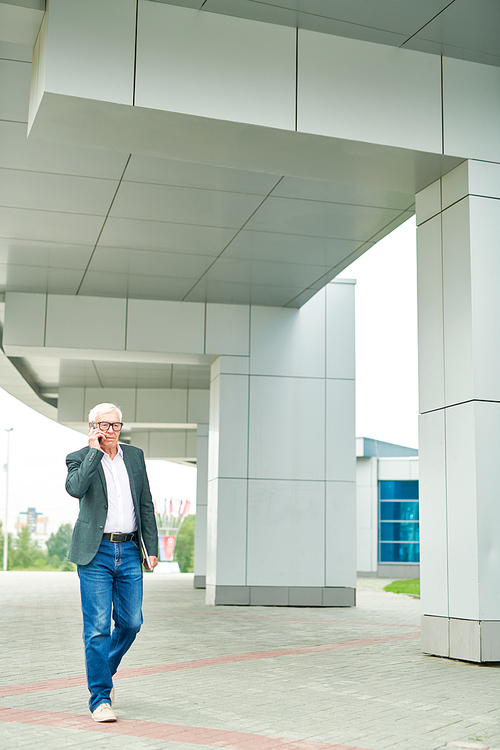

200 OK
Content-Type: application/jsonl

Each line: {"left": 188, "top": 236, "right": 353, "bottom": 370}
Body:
{"left": 100, "top": 443, "right": 123, "bottom": 460}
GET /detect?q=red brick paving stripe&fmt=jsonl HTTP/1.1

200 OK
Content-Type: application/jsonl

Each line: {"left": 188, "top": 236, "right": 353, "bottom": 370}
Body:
{"left": 0, "top": 631, "right": 418, "bottom": 698}
{"left": 0, "top": 675, "right": 88, "bottom": 698}
{"left": 115, "top": 631, "right": 419, "bottom": 680}
{"left": 0, "top": 706, "right": 373, "bottom": 750}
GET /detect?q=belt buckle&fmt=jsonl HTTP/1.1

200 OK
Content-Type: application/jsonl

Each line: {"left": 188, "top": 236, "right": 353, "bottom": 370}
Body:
{"left": 109, "top": 533, "right": 120, "bottom": 542}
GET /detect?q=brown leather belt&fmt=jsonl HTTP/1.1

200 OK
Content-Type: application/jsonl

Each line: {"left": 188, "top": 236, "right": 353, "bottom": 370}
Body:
{"left": 102, "top": 532, "right": 138, "bottom": 542}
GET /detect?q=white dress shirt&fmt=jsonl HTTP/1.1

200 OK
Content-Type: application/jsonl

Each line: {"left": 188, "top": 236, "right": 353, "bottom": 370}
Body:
{"left": 101, "top": 444, "right": 137, "bottom": 533}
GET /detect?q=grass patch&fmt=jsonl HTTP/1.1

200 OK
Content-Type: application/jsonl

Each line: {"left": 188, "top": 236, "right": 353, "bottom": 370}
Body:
{"left": 384, "top": 579, "right": 420, "bottom": 597}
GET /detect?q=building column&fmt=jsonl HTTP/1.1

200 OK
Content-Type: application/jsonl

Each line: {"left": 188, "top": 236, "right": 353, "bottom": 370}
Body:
{"left": 193, "top": 423, "right": 208, "bottom": 588}
{"left": 205, "top": 281, "right": 357, "bottom": 606}
{"left": 416, "top": 160, "right": 500, "bottom": 662}
{"left": 355, "top": 455, "right": 378, "bottom": 577}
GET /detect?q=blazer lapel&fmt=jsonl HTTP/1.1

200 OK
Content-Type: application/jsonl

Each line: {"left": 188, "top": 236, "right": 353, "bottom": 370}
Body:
{"left": 97, "top": 463, "right": 107, "bottom": 495}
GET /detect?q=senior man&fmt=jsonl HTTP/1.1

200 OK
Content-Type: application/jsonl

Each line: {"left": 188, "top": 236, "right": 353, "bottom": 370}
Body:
{"left": 66, "top": 403, "right": 158, "bottom": 722}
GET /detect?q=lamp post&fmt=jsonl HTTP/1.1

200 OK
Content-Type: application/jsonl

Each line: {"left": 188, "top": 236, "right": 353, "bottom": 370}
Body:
{"left": 3, "top": 428, "right": 13, "bottom": 572}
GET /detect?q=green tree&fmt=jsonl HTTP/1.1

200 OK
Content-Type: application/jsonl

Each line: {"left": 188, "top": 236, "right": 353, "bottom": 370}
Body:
{"left": 9, "top": 526, "right": 48, "bottom": 570}
{"left": 46, "top": 523, "right": 73, "bottom": 561}
{"left": 174, "top": 515, "right": 195, "bottom": 573}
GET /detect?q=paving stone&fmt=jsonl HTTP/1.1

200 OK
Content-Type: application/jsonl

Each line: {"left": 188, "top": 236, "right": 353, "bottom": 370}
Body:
{"left": 0, "top": 572, "right": 499, "bottom": 750}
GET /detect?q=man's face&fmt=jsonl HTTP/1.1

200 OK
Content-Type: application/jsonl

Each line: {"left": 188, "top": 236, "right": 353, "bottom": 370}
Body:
{"left": 90, "top": 410, "right": 122, "bottom": 451}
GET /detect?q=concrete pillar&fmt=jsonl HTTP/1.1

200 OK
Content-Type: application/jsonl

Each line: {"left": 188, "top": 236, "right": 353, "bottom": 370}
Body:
{"left": 193, "top": 423, "right": 208, "bottom": 588}
{"left": 206, "top": 281, "right": 357, "bottom": 606}
{"left": 355, "top": 456, "right": 378, "bottom": 577}
{"left": 416, "top": 160, "right": 500, "bottom": 662}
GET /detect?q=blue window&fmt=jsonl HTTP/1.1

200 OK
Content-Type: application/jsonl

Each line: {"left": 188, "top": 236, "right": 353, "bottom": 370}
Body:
{"left": 379, "top": 481, "right": 419, "bottom": 500}
{"left": 380, "top": 502, "right": 419, "bottom": 521}
{"left": 379, "top": 543, "right": 420, "bottom": 563}
{"left": 379, "top": 480, "right": 419, "bottom": 564}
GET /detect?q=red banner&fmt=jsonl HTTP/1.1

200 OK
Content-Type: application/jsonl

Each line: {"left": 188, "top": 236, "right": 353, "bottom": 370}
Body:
{"left": 159, "top": 535, "right": 177, "bottom": 562}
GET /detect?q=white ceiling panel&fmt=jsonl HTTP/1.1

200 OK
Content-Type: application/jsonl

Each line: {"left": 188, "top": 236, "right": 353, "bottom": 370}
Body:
{"left": 139, "top": 368, "right": 174, "bottom": 388}
{"left": 203, "top": 0, "right": 412, "bottom": 47}
{"left": 1, "top": 264, "right": 82, "bottom": 294}
{"left": 59, "top": 374, "right": 100, "bottom": 388}
{"left": 0, "top": 206, "right": 104, "bottom": 245}
{"left": 403, "top": 38, "right": 500, "bottom": 68}
{"left": 127, "top": 250, "right": 212, "bottom": 278}
{"left": 308, "top": 267, "right": 348, "bottom": 292}
{"left": 202, "top": 0, "right": 298, "bottom": 29}
{"left": 274, "top": 176, "right": 413, "bottom": 210}
{"left": 126, "top": 274, "right": 198, "bottom": 300}
{"left": 59, "top": 360, "right": 101, "bottom": 388}
{"left": 309, "top": 243, "right": 375, "bottom": 289}
{"left": 403, "top": 0, "right": 500, "bottom": 66}
{"left": 110, "top": 181, "right": 265, "bottom": 227}
{"left": 184, "top": 276, "right": 252, "bottom": 304}
{"left": 78, "top": 270, "right": 198, "bottom": 301}
{"left": 368, "top": 210, "right": 414, "bottom": 246}
{"left": 0, "top": 168, "right": 119, "bottom": 215}
{"left": 284, "top": 288, "right": 320, "bottom": 308}
{"left": 98, "top": 217, "right": 236, "bottom": 255}
{"left": 232, "top": 0, "right": 451, "bottom": 35}
{"left": 171, "top": 364, "right": 211, "bottom": 389}
{"left": 56, "top": 359, "right": 210, "bottom": 391}
{"left": 185, "top": 277, "right": 306, "bottom": 306}
{"left": 0, "top": 121, "right": 130, "bottom": 179}
{"left": 0, "top": 41, "right": 32, "bottom": 62}
{"left": 124, "top": 154, "right": 280, "bottom": 195}
{"left": 157, "top": 0, "right": 500, "bottom": 67}
{"left": 0, "top": 238, "right": 92, "bottom": 269}
{"left": 98, "top": 373, "right": 168, "bottom": 388}
{"left": 244, "top": 283, "right": 311, "bottom": 307}
{"left": 246, "top": 197, "right": 402, "bottom": 240}
{"left": 153, "top": 0, "right": 204, "bottom": 9}
{"left": 0, "top": 58, "right": 30, "bottom": 122}
{"left": 89, "top": 246, "right": 213, "bottom": 278}
{"left": 295, "top": 12, "right": 409, "bottom": 46}
{"left": 95, "top": 362, "right": 175, "bottom": 388}
{"left": 202, "top": 0, "right": 408, "bottom": 46}
{"left": 73, "top": 270, "right": 130, "bottom": 298}
{"left": 203, "top": 256, "right": 329, "bottom": 288}
{"left": 223, "top": 230, "right": 363, "bottom": 267}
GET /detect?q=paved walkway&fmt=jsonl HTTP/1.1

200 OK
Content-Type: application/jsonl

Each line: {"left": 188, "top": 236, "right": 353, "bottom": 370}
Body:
{"left": 0, "top": 572, "right": 499, "bottom": 750}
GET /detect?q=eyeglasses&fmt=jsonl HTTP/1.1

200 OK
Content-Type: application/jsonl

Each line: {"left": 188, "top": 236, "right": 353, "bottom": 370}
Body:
{"left": 95, "top": 422, "right": 123, "bottom": 432}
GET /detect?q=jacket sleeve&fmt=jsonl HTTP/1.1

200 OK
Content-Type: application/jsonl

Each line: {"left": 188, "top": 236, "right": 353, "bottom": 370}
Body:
{"left": 66, "top": 448, "right": 104, "bottom": 499}
{"left": 138, "top": 452, "right": 158, "bottom": 557}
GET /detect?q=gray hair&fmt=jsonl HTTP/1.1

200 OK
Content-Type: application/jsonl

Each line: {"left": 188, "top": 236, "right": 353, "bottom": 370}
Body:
{"left": 88, "top": 402, "right": 123, "bottom": 424}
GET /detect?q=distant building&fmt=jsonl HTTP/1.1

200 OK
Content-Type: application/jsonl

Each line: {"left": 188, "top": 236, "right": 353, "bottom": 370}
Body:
{"left": 16, "top": 507, "right": 49, "bottom": 544}
{"left": 356, "top": 438, "right": 419, "bottom": 580}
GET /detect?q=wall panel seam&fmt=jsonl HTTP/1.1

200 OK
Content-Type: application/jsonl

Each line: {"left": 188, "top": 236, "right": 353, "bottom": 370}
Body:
{"left": 421, "top": 398, "right": 500, "bottom": 414}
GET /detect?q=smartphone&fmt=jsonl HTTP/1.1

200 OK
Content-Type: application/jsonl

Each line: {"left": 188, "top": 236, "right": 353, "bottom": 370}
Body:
{"left": 91, "top": 422, "right": 102, "bottom": 443}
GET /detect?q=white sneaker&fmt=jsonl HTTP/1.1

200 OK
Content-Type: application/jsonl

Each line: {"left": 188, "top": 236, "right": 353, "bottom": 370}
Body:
{"left": 92, "top": 703, "right": 116, "bottom": 722}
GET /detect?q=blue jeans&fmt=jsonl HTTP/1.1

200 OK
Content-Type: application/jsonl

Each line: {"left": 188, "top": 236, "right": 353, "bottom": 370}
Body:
{"left": 77, "top": 539, "right": 143, "bottom": 712}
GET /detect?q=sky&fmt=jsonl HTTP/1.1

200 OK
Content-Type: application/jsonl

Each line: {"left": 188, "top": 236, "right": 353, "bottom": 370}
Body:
{"left": 337, "top": 216, "right": 419, "bottom": 449}
{"left": 0, "top": 216, "right": 419, "bottom": 537}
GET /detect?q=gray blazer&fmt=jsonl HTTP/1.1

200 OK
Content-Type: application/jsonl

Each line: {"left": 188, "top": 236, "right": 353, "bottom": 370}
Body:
{"left": 65, "top": 444, "right": 158, "bottom": 566}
